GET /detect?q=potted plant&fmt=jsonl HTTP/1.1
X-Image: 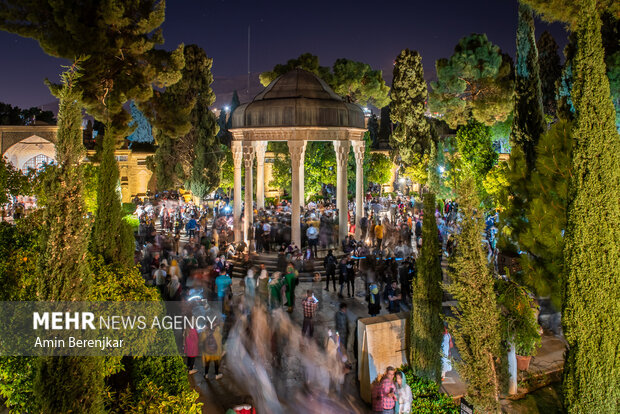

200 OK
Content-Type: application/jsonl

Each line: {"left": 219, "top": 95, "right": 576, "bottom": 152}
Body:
{"left": 497, "top": 277, "right": 542, "bottom": 371}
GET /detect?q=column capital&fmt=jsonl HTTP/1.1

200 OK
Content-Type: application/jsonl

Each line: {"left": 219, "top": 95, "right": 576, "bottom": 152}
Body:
{"left": 242, "top": 142, "right": 254, "bottom": 168}
{"left": 232, "top": 141, "right": 243, "bottom": 165}
{"left": 333, "top": 140, "right": 350, "bottom": 166}
{"left": 253, "top": 140, "right": 267, "bottom": 160}
{"left": 288, "top": 140, "right": 307, "bottom": 164}
{"left": 351, "top": 140, "right": 365, "bottom": 164}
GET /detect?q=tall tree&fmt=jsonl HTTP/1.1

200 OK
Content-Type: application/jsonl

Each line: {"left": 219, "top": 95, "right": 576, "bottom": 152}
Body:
{"left": 562, "top": 0, "right": 620, "bottom": 411}
{"left": 519, "top": 121, "right": 572, "bottom": 309}
{"left": 34, "top": 63, "right": 104, "bottom": 413}
{"left": 390, "top": 49, "right": 431, "bottom": 166}
{"left": 512, "top": 3, "right": 545, "bottom": 171}
{"left": 430, "top": 34, "right": 514, "bottom": 128}
{"left": 126, "top": 101, "right": 154, "bottom": 145}
{"left": 377, "top": 105, "right": 392, "bottom": 148}
{"left": 0, "top": 0, "right": 186, "bottom": 144}
{"left": 409, "top": 192, "right": 443, "bottom": 382}
{"left": 446, "top": 175, "right": 503, "bottom": 412}
{"left": 537, "top": 31, "right": 562, "bottom": 118}
{"left": 225, "top": 90, "right": 240, "bottom": 130}
{"left": 183, "top": 45, "right": 221, "bottom": 199}
{"left": 367, "top": 113, "right": 379, "bottom": 148}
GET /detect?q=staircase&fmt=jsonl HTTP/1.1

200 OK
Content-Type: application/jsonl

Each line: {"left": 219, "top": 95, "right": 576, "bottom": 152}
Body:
{"left": 230, "top": 250, "right": 342, "bottom": 283}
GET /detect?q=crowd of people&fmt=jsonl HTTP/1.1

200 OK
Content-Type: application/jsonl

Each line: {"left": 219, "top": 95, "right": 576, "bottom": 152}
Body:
{"left": 128, "top": 190, "right": 500, "bottom": 412}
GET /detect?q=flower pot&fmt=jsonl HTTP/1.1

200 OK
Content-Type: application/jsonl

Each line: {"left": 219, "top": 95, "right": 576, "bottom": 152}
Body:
{"left": 516, "top": 354, "right": 532, "bottom": 371}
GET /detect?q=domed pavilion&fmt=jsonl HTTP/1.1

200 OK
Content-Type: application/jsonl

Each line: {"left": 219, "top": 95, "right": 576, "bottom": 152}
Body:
{"left": 229, "top": 69, "right": 367, "bottom": 248}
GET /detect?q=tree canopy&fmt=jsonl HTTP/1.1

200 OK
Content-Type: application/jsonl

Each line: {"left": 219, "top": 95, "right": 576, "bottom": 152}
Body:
{"left": 430, "top": 34, "right": 514, "bottom": 128}
{"left": 0, "top": 0, "right": 186, "bottom": 143}
{"left": 0, "top": 102, "right": 55, "bottom": 125}
{"left": 390, "top": 49, "right": 431, "bottom": 166}
{"left": 259, "top": 53, "right": 390, "bottom": 108}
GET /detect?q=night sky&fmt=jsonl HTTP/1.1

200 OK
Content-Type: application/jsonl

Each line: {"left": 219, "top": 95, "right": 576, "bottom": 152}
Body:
{"left": 0, "top": 0, "right": 567, "bottom": 110}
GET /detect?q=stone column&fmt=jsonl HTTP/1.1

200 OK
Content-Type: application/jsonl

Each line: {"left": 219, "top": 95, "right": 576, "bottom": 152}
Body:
{"left": 352, "top": 140, "right": 365, "bottom": 240}
{"left": 243, "top": 143, "right": 254, "bottom": 248}
{"left": 333, "top": 140, "right": 350, "bottom": 244}
{"left": 299, "top": 145, "right": 306, "bottom": 208}
{"left": 253, "top": 141, "right": 267, "bottom": 210}
{"left": 232, "top": 141, "right": 243, "bottom": 243}
{"left": 288, "top": 141, "right": 307, "bottom": 249}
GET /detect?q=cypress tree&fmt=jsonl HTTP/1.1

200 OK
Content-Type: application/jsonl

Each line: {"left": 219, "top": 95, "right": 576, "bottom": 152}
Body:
{"left": 390, "top": 49, "right": 431, "bottom": 167}
{"left": 377, "top": 105, "right": 392, "bottom": 148}
{"left": 511, "top": 3, "right": 545, "bottom": 171}
{"left": 562, "top": 0, "right": 620, "bottom": 411}
{"left": 500, "top": 3, "right": 545, "bottom": 255}
{"left": 34, "top": 63, "right": 104, "bottom": 413}
{"left": 446, "top": 175, "right": 503, "bottom": 412}
{"left": 91, "top": 126, "right": 133, "bottom": 268}
{"left": 537, "top": 31, "right": 562, "bottom": 117}
{"left": 409, "top": 192, "right": 443, "bottom": 382}
{"left": 185, "top": 45, "right": 221, "bottom": 198}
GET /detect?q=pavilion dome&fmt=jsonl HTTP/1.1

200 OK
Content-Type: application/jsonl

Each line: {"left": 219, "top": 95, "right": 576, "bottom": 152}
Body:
{"left": 230, "top": 68, "right": 365, "bottom": 129}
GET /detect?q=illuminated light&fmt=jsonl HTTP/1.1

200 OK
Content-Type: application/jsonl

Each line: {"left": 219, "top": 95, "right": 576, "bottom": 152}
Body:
{"left": 439, "top": 166, "right": 445, "bottom": 173}
{"left": 224, "top": 106, "right": 230, "bottom": 112}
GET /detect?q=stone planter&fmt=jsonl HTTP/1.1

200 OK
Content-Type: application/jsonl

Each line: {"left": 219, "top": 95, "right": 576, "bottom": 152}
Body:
{"left": 516, "top": 354, "right": 532, "bottom": 371}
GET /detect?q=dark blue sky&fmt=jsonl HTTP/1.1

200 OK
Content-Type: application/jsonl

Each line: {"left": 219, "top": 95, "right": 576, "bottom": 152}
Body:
{"left": 0, "top": 0, "right": 567, "bottom": 109}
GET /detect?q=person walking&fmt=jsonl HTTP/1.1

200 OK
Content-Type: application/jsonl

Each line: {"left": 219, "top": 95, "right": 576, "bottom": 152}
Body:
{"left": 269, "top": 271, "right": 284, "bottom": 310}
{"left": 368, "top": 283, "right": 381, "bottom": 317}
{"left": 374, "top": 220, "right": 384, "bottom": 251}
{"left": 306, "top": 223, "right": 319, "bottom": 258}
{"left": 301, "top": 290, "right": 319, "bottom": 338}
{"left": 184, "top": 326, "right": 199, "bottom": 375}
{"left": 372, "top": 366, "right": 397, "bottom": 413}
{"left": 324, "top": 249, "right": 337, "bottom": 291}
{"left": 257, "top": 264, "right": 269, "bottom": 306}
{"left": 284, "top": 264, "right": 298, "bottom": 312}
{"left": 387, "top": 280, "right": 401, "bottom": 314}
{"left": 335, "top": 303, "right": 349, "bottom": 357}
{"left": 201, "top": 319, "right": 224, "bottom": 380}
{"left": 338, "top": 256, "right": 348, "bottom": 299}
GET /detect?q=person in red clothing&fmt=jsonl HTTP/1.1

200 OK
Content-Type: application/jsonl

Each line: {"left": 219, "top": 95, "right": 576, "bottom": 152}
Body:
{"left": 184, "top": 326, "right": 199, "bottom": 375}
{"left": 372, "top": 366, "right": 397, "bottom": 413}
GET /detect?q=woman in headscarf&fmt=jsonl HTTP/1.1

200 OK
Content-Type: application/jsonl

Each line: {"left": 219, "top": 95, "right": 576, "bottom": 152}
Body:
{"left": 394, "top": 371, "right": 412, "bottom": 414}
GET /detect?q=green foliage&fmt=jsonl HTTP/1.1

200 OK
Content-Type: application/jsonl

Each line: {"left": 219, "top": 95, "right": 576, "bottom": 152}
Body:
{"left": 259, "top": 53, "right": 390, "bottom": 107}
{"left": 366, "top": 152, "right": 393, "bottom": 185}
{"left": 455, "top": 120, "right": 497, "bottom": 183}
{"left": 91, "top": 128, "right": 134, "bottom": 268}
{"left": 378, "top": 105, "right": 392, "bottom": 146}
{"left": 410, "top": 193, "right": 443, "bottom": 382}
{"left": 512, "top": 3, "right": 546, "bottom": 171}
{"left": 112, "top": 380, "right": 202, "bottom": 414}
{"left": 0, "top": 101, "right": 55, "bottom": 125}
{"left": 400, "top": 365, "right": 459, "bottom": 414}
{"left": 0, "top": 156, "right": 28, "bottom": 205}
{"left": 37, "top": 63, "right": 92, "bottom": 301}
{"left": 430, "top": 34, "right": 514, "bottom": 128}
{"left": 446, "top": 175, "right": 503, "bottom": 412}
{"left": 520, "top": 0, "right": 619, "bottom": 27}
{"left": 0, "top": 356, "right": 37, "bottom": 413}
{"left": 402, "top": 152, "right": 430, "bottom": 187}
{"left": 219, "top": 144, "right": 234, "bottom": 193}
{"left": 390, "top": 49, "right": 431, "bottom": 166}
{"left": 496, "top": 279, "right": 541, "bottom": 356}
{"left": 427, "top": 142, "right": 441, "bottom": 194}
{"left": 268, "top": 142, "right": 292, "bottom": 194}
{"left": 519, "top": 122, "right": 572, "bottom": 308}
{"left": 537, "top": 31, "right": 562, "bottom": 117}
{"left": 481, "top": 161, "right": 510, "bottom": 211}
{"left": 0, "top": 0, "right": 186, "bottom": 146}
{"left": 305, "top": 141, "right": 336, "bottom": 198}
{"left": 182, "top": 46, "right": 221, "bottom": 199}
{"left": 331, "top": 58, "right": 391, "bottom": 107}
{"left": 34, "top": 356, "right": 105, "bottom": 414}
{"left": 82, "top": 163, "right": 99, "bottom": 214}
{"left": 562, "top": 0, "right": 620, "bottom": 411}
{"left": 367, "top": 114, "right": 379, "bottom": 147}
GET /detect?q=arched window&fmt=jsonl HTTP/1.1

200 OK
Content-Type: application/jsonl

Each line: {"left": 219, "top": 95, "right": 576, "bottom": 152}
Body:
{"left": 22, "top": 154, "right": 54, "bottom": 172}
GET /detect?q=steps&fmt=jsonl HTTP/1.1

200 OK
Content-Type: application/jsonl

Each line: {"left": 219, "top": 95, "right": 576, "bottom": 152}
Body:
{"left": 229, "top": 251, "right": 340, "bottom": 282}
